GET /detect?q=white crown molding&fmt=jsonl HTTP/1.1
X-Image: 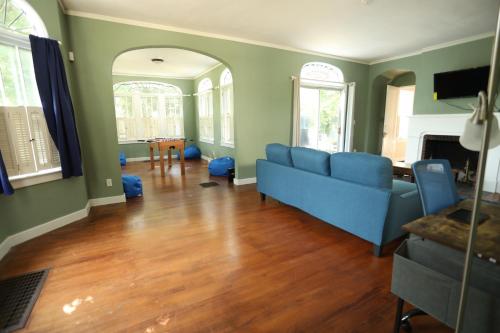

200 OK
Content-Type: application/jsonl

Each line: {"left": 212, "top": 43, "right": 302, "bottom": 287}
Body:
{"left": 57, "top": 0, "right": 67, "bottom": 13}
{"left": 64, "top": 10, "right": 369, "bottom": 65}
{"left": 194, "top": 63, "right": 223, "bottom": 80}
{"left": 112, "top": 71, "right": 196, "bottom": 80}
{"left": 0, "top": 194, "right": 127, "bottom": 261}
{"left": 234, "top": 177, "right": 257, "bottom": 186}
{"left": 369, "top": 32, "right": 495, "bottom": 65}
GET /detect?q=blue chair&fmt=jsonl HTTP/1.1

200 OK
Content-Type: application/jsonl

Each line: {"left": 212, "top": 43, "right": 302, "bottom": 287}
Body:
{"left": 412, "top": 159, "right": 460, "bottom": 216}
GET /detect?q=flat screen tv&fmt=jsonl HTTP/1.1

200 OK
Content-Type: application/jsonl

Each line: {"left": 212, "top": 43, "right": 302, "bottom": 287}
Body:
{"left": 433, "top": 66, "right": 490, "bottom": 100}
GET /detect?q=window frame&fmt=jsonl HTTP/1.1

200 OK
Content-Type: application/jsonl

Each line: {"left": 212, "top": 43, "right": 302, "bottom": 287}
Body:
{"left": 197, "top": 78, "right": 214, "bottom": 144}
{"left": 294, "top": 62, "right": 355, "bottom": 154}
{"left": 112, "top": 81, "right": 185, "bottom": 143}
{"left": 219, "top": 68, "right": 234, "bottom": 148}
{"left": 0, "top": 0, "right": 60, "bottom": 189}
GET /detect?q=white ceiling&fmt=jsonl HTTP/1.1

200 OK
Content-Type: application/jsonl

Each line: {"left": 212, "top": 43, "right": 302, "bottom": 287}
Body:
{"left": 112, "top": 48, "right": 220, "bottom": 78}
{"left": 63, "top": 0, "right": 500, "bottom": 63}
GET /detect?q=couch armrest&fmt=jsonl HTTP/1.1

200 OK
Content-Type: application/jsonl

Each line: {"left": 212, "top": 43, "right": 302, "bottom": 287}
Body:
{"left": 400, "top": 189, "right": 419, "bottom": 199}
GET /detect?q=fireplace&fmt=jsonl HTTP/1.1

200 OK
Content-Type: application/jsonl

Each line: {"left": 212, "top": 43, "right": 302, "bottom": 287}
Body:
{"left": 421, "top": 135, "right": 479, "bottom": 183}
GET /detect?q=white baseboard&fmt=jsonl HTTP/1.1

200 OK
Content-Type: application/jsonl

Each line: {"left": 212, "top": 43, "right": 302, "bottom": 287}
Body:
{"left": 126, "top": 155, "right": 178, "bottom": 162}
{"left": 88, "top": 194, "right": 126, "bottom": 206}
{"left": 0, "top": 202, "right": 90, "bottom": 260}
{"left": 201, "top": 155, "right": 213, "bottom": 162}
{"left": 234, "top": 177, "right": 257, "bottom": 186}
{"left": 0, "top": 194, "right": 126, "bottom": 261}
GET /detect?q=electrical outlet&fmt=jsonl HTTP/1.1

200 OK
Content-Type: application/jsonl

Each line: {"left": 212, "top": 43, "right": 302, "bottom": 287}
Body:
{"left": 106, "top": 178, "right": 113, "bottom": 187}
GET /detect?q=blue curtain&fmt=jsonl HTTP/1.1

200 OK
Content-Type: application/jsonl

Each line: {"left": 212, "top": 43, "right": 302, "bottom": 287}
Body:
{"left": 29, "top": 35, "right": 82, "bottom": 178}
{"left": 0, "top": 150, "right": 14, "bottom": 195}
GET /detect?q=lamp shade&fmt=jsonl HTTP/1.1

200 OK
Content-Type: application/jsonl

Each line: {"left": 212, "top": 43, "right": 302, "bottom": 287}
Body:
{"left": 459, "top": 112, "right": 500, "bottom": 151}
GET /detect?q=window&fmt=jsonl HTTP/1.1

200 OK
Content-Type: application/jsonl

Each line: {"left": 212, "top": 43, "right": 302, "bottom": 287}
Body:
{"left": 197, "top": 78, "right": 214, "bottom": 144}
{"left": 113, "top": 81, "right": 184, "bottom": 142}
{"left": 219, "top": 68, "right": 234, "bottom": 147}
{"left": 0, "top": 0, "right": 60, "bottom": 184}
{"left": 295, "top": 62, "right": 354, "bottom": 153}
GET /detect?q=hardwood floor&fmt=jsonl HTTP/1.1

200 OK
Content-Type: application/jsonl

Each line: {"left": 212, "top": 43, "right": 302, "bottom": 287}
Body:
{"left": 0, "top": 160, "right": 452, "bottom": 332}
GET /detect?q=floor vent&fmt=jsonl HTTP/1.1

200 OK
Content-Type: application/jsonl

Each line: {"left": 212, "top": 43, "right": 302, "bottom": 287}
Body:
{"left": 199, "top": 181, "right": 219, "bottom": 188}
{"left": 0, "top": 269, "right": 49, "bottom": 332}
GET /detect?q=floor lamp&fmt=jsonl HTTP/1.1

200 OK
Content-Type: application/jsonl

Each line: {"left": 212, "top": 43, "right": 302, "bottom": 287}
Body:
{"left": 456, "top": 7, "right": 500, "bottom": 333}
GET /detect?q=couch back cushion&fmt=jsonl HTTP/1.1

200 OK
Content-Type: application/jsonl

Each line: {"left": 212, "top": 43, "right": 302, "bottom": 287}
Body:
{"left": 330, "top": 152, "right": 392, "bottom": 189}
{"left": 290, "top": 147, "right": 331, "bottom": 176}
{"left": 266, "top": 143, "right": 293, "bottom": 167}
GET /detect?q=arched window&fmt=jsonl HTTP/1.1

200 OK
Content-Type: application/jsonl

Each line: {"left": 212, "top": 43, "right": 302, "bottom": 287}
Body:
{"left": 295, "top": 62, "right": 353, "bottom": 153}
{"left": 0, "top": 0, "right": 59, "bottom": 183}
{"left": 219, "top": 68, "right": 234, "bottom": 147}
{"left": 113, "top": 81, "right": 184, "bottom": 142}
{"left": 197, "top": 78, "right": 214, "bottom": 143}
{"left": 300, "top": 62, "right": 344, "bottom": 83}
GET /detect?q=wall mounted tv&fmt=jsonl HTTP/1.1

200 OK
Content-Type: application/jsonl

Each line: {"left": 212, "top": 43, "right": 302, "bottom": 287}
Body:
{"left": 434, "top": 66, "right": 490, "bottom": 100}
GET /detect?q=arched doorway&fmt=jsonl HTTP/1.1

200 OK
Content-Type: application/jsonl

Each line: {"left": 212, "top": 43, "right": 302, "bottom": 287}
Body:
{"left": 294, "top": 62, "right": 355, "bottom": 153}
{"left": 111, "top": 48, "right": 235, "bottom": 168}
{"left": 372, "top": 70, "right": 416, "bottom": 162}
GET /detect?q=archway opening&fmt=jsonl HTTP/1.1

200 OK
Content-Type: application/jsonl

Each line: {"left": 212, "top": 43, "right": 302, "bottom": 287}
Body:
{"left": 112, "top": 48, "right": 235, "bottom": 171}
{"left": 372, "top": 70, "right": 416, "bottom": 162}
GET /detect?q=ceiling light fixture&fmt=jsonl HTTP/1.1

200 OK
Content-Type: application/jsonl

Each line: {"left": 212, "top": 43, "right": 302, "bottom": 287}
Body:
{"left": 151, "top": 58, "right": 164, "bottom": 64}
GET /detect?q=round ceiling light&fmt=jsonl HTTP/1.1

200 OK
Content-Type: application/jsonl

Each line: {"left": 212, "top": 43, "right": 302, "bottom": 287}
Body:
{"left": 151, "top": 58, "right": 164, "bottom": 64}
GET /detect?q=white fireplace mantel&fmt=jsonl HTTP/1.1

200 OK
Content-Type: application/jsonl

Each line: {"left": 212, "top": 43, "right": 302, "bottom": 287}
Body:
{"left": 405, "top": 113, "right": 500, "bottom": 193}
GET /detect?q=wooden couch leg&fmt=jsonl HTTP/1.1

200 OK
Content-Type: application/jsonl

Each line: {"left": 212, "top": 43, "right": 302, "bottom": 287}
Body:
{"left": 373, "top": 244, "right": 383, "bottom": 257}
{"left": 260, "top": 193, "right": 266, "bottom": 201}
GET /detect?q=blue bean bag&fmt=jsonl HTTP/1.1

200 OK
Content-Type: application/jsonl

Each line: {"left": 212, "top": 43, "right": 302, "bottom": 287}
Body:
{"left": 177, "top": 144, "right": 201, "bottom": 160}
{"left": 208, "top": 156, "right": 235, "bottom": 176}
{"left": 119, "top": 152, "right": 126, "bottom": 166}
{"left": 122, "top": 174, "right": 143, "bottom": 198}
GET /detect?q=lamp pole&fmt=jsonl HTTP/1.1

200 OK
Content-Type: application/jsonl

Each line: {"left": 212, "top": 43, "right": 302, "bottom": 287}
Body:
{"left": 455, "top": 8, "right": 500, "bottom": 333}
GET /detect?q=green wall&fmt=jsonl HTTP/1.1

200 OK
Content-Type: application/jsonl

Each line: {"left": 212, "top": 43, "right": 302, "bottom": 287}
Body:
{"left": 390, "top": 72, "right": 416, "bottom": 87}
{"left": 66, "top": 15, "right": 370, "bottom": 189}
{"left": 112, "top": 75, "right": 196, "bottom": 159}
{"left": 366, "top": 37, "right": 494, "bottom": 153}
{"left": 0, "top": 0, "right": 88, "bottom": 244}
{"left": 194, "top": 64, "right": 235, "bottom": 158}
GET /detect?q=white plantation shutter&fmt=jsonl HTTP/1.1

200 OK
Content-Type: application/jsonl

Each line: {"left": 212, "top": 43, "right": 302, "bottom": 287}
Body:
{"left": 27, "top": 107, "right": 60, "bottom": 170}
{"left": 4, "top": 106, "right": 36, "bottom": 175}
{"left": 0, "top": 108, "right": 17, "bottom": 175}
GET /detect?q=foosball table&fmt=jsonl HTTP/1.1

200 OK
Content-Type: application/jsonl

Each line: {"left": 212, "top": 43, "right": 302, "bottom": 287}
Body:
{"left": 148, "top": 138, "right": 185, "bottom": 177}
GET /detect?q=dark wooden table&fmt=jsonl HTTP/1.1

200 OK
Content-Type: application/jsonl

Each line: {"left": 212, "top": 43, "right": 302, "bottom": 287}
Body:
{"left": 403, "top": 199, "right": 500, "bottom": 263}
{"left": 393, "top": 162, "right": 414, "bottom": 182}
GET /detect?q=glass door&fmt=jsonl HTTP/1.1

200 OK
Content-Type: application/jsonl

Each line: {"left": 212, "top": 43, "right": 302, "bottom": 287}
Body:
{"left": 299, "top": 84, "right": 347, "bottom": 153}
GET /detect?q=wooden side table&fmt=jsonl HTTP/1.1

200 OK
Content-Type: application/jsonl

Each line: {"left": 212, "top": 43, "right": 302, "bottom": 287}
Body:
{"left": 149, "top": 139, "right": 185, "bottom": 177}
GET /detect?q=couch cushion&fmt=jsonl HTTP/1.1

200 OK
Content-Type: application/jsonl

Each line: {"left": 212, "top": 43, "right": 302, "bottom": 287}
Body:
{"left": 266, "top": 143, "right": 293, "bottom": 167}
{"left": 330, "top": 152, "right": 392, "bottom": 189}
{"left": 290, "top": 147, "right": 330, "bottom": 176}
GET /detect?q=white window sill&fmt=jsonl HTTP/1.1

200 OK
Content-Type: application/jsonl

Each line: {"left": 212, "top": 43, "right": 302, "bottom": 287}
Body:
{"left": 199, "top": 138, "right": 214, "bottom": 144}
{"left": 118, "top": 140, "right": 150, "bottom": 145}
{"left": 220, "top": 142, "right": 235, "bottom": 148}
{"left": 10, "top": 168, "right": 63, "bottom": 189}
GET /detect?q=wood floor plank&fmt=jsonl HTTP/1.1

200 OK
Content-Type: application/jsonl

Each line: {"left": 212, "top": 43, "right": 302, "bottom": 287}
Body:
{"left": 0, "top": 160, "right": 452, "bottom": 332}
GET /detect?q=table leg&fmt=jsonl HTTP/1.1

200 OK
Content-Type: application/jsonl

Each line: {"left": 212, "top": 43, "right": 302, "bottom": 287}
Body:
{"left": 168, "top": 148, "right": 172, "bottom": 168}
{"left": 149, "top": 144, "right": 155, "bottom": 170}
{"left": 159, "top": 145, "right": 165, "bottom": 177}
{"left": 180, "top": 145, "right": 185, "bottom": 176}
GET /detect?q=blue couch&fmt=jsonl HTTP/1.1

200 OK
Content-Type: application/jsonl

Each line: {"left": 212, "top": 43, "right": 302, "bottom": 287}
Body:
{"left": 256, "top": 144, "right": 423, "bottom": 256}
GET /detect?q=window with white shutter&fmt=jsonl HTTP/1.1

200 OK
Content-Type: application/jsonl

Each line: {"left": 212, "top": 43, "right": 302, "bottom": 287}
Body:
{"left": 112, "top": 81, "right": 184, "bottom": 142}
{"left": 0, "top": 0, "right": 60, "bottom": 185}
{"left": 219, "top": 69, "right": 234, "bottom": 147}
{"left": 197, "top": 78, "right": 214, "bottom": 144}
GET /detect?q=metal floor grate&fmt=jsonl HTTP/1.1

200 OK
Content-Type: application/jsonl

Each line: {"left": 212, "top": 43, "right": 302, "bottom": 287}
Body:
{"left": 0, "top": 269, "right": 49, "bottom": 333}
{"left": 199, "top": 181, "right": 219, "bottom": 188}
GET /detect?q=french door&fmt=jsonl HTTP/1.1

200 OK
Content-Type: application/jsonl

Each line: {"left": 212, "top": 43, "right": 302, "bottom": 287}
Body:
{"left": 294, "top": 81, "right": 355, "bottom": 153}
